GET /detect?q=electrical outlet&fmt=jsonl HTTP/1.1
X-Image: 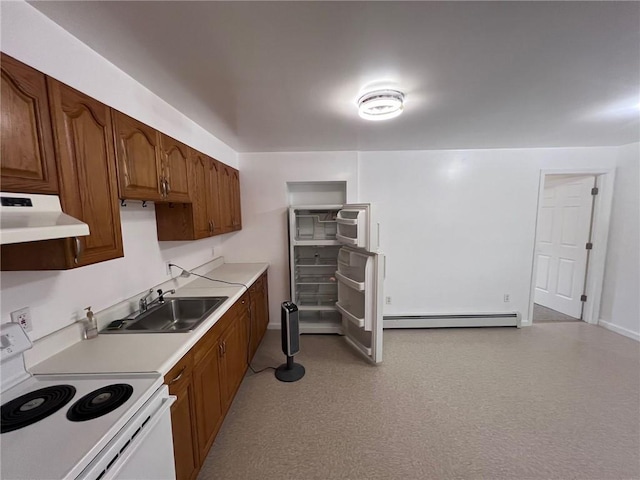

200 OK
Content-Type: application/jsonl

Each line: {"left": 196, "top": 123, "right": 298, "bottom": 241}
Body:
{"left": 11, "top": 307, "right": 33, "bottom": 332}
{"left": 504, "top": 294, "right": 510, "bottom": 303}
{"left": 385, "top": 296, "right": 392, "bottom": 305}
{"left": 166, "top": 261, "right": 173, "bottom": 276}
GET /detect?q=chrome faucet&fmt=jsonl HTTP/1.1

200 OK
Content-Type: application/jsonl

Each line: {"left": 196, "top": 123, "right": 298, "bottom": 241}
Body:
{"left": 139, "top": 288, "right": 176, "bottom": 313}
{"left": 138, "top": 289, "right": 154, "bottom": 313}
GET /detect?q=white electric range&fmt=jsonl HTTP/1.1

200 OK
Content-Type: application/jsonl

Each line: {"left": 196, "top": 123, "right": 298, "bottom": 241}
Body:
{"left": 0, "top": 323, "right": 176, "bottom": 480}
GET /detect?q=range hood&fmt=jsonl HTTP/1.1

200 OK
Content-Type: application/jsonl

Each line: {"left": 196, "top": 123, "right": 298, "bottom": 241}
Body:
{"left": 0, "top": 192, "right": 89, "bottom": 245}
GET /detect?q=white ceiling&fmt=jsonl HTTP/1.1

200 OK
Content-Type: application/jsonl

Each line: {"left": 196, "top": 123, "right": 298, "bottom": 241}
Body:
{"left": 30, "top": 1, "right": 640, "bottom": 153}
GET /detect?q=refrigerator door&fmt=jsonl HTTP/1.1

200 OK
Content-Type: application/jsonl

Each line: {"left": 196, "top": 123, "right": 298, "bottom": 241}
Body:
{"left": 336, "top": 203, "right": 379, "bottom": 252}
{"left": 335, "top": 247, "right": 384, "bottom": 363}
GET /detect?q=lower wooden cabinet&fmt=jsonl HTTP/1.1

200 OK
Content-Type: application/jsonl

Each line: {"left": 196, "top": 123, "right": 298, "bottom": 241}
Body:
{"left": 165, "top": 273, "right": 268, "bottom": 480}
{"left": 249, "top": 272, "right": 270, "bottom": 358}
{"left": 165, "top": 353, "right": 199, "bottom": 480}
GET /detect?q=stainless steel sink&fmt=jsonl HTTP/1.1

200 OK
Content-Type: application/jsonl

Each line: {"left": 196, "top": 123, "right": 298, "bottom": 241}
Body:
{"left": 103, "top": 297, "right": 228, "bottom": 333}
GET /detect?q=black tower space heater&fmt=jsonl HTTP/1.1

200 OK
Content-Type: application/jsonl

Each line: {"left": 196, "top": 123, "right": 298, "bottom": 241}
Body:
{"left": 275, "top": 302, "right": 305, "bottom": 382}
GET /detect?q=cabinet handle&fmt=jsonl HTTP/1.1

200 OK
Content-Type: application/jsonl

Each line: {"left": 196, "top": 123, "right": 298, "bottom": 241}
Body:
{"left": 73, "top": 236, "right": 83, "bottom": 264}
{"left": 165, "top": 179, "right": 171, "bottom": 195}
{"left": 209, "top": 220, "right": 213, "bottom": 234}
{"left": 161, "top": 177, "right": 168, "bottom": 198}
{"left": 168, "top": 366, "right": 186, "bottom": 385}
{"left": 218, "top": 343, "right": 224, "bottom": 357}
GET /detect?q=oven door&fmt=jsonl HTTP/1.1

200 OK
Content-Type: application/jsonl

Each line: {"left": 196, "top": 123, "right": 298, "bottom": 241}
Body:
{"left": 78, "top": 386, "right": 176, "bottom": 480}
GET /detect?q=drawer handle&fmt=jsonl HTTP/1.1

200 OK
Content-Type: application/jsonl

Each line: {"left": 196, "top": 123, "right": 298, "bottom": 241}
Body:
{"left": 168, "top": 366, "right": 186, "bottom": 385}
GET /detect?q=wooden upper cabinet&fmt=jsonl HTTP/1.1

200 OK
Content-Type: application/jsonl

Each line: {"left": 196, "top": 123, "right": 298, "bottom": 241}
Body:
{"left": 48, "top": 79, "right": 123, "bottom": 267}
{"left": 112, "top": 110, "right": 163, "bottom": 201}
{"left": 155, "top": 152, "right": 225, "bottom": 241}
{"left": 219, "top": 164, "right": 234, "bottom": 233}
{"left": 190, "top": 152, "right": 214, "bottom": 239}
{"left": 1, "top": 79, "right": 124, "bottom": 270}
{"left": 230, "top": 168, "right": 242, "bottom": 231}
{"left": 207, "top": 160, "right": 223, "bottom": 235}
{"left": 159, "top": 133, "right": 190, "bottom": 203}
{"left": 0, "top": 54, "right": 58, "bottom": 194}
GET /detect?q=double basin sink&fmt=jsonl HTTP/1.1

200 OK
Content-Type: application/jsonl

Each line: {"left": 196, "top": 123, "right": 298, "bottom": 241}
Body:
{"left": 103, "top": 297, "right": 228, "bottom": 333}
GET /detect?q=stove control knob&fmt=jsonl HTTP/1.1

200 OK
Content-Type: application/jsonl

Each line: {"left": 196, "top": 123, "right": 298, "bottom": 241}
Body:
{"left": 1, "top": 334, "right": 15, "bottom": 350}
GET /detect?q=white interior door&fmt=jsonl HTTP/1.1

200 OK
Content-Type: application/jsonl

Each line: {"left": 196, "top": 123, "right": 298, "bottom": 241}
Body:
{"left": 534, "top": 175, "right": 595, "bottom": 318}
{"left": 336, "top": 248, "right": 383, "bottom": 363}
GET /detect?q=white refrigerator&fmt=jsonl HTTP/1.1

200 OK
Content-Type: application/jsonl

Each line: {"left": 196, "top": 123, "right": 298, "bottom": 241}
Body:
{"left": 288, "top": 204, "right": 384, "bottom": 363}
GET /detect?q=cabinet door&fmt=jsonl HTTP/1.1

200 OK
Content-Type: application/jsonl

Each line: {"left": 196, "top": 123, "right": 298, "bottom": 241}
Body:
{"left": 160, "top": 133, "right": 190, "bottom": 203}
{"left": 259, "top": 273, "right": 270, "bottom": 338}
{"left": 193, "top": 343, "right": 224, "bottom": 461}
{"left": 169, "top": 382, "right": 199, "bottom": 480}
{"left": 47, "top": 79, "right": 124, "bottom": 267}
{"left": 207, "top": 160, "right": 223, "bottom": 235}
{"left": 249, "top": 284, "right": 260, "bottom": 359}
{"left": 166, "top": 355, "right": 199, "bottom": 480}
{"left": 0, "top": 54, "right": 58, "bottom": 194}
{"left": 231, "top": 168, "right": 242, "bottom": 231}
{"left": 219, "top": 164, "right": 234, "bottom": 233}
{"left": 112, "top": 110, "right": 163, "bottom": 201}
{"left": 219, "top": 300, "right": 249, "bottom": 409}
{"left": 189, "top": 152, "right": 213, "bottom": 239}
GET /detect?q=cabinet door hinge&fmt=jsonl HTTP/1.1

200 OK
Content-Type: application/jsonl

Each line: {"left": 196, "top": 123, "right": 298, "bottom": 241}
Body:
{"left": 586, "top": 242, "right": 593, "bottom": 250}
{"left": 591, "top": 187, "right": 599, "bottom": 195}
{"left": 581, "top": 294, "right": 588, "bottom": 302}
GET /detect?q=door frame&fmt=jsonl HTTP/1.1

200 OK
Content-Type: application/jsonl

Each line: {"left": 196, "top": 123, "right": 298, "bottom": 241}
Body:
{"left": 527, "top": 168, "right": 615, "bottom": 325}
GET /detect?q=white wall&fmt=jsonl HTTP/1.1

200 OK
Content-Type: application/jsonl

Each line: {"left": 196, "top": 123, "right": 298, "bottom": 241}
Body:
{"left": 231, "top": 145, "right": 637, "bottom": 334}
{"left": 0, "top": 1, "right": 239, "bottom": 340}
{"left": 0, "top": 1, "right": 237, "bottom": 166}
{"left": 226, "top": 152, "right": 358, "bottom": 323}
{"left": 599, "top": 143, "right": 640, "bottom": 339}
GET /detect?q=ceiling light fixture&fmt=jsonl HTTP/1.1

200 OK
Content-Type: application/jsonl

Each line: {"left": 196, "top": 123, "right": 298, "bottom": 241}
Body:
{"left": 357, "top": 89, "right": 405, "bottom": 121}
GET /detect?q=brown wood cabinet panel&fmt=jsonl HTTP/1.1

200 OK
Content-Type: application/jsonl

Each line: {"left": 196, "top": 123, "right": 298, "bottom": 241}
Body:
{"left": 193, "top": 343, "right": 224, "bottom": 461}
{"left": 160, "top": 133, "right": 190, "bottom": 203}
{"left": 112, "top": 110, "right": 163, "bottom": 201}
{"left": 231, "top": 168, "right": 242, "bottom": 231}
{"left": 155, "top": 152, "right": 225, "bottom": 241}
{"left": 0, "top": 54, "right": 58, "bottom": 194}
{"left": 207, "top": 160, "right": 223, "bottom": 235}
{"left": 218, "top": 164, "right": 234, "bottom": 233}
{"left": 219, "top": 295, "right": 249, "bottom": 410}
{"left": 48, "top": 79, "right": 124, "bottom": 267}
{"left": 165, "top": 352, "right": 198, "bottom": 480}
{"left": 169, "top": 382, "right": 199, "bottom": 480}
{"left": 2, "top": 80, "right": 124, "bottom": 270}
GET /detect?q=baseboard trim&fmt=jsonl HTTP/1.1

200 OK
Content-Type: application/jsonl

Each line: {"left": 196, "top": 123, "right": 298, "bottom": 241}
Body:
{"left": 598, "top": 320, "right": 640, "bottom": 341}
{"left": 384, "top": 313, "right": 521, "bottom": 329}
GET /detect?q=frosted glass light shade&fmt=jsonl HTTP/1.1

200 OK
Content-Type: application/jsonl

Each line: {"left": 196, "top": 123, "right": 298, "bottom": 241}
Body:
{"left": 357, "top": 90, "right": 404, "bottom": 121}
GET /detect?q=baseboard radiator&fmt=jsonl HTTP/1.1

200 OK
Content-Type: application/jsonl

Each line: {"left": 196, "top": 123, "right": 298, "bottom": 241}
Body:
{"left": 383, "top": 312, "right": 521, "bottom": 329}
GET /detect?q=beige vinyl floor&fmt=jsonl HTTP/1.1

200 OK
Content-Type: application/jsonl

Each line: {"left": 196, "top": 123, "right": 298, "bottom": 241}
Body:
{"left": 198, "top": 323, "right": 640, "bottom": 480}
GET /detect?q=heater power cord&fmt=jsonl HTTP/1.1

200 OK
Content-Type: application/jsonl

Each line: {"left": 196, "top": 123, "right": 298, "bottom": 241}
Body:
{"left": 168, "top": 263, "right": 277, "bottom": 375}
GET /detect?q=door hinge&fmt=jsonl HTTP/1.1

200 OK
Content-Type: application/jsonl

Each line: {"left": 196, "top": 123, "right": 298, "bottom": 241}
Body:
{"left": 591, "top": 187, "right": 599, "bottom": 195}
{"left": 586, "top": 242, "right": 593, "bottom": 250}
{"left": 581, "top": 294, "right": 587, "bottom": 302}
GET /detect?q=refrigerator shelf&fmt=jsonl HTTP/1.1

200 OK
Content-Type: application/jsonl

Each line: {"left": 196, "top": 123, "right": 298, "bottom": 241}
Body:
{"left": 297, "top": 305, "right": 338, "bottom": 312}
{"left": 335, "top": 271, "right": 364, "bottom": 291}
{"left": 295, "top": 273, "right": 337, "bottom": 284}
{"left": 336, "top": 302, "right": 365, "bottom": 328}
{"left": 292, "top": 239, "right": 340, "bottom": 246}
{"left": 295, "top": 257, "right": 338, "bottom": 267}
{"left": 336, "top": 234, "right": 358, "bottom": 246}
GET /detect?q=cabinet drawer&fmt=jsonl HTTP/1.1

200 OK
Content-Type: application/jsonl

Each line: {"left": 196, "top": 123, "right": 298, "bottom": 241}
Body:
{"left": 164, "top": 352, "right": 194, "bottom": 396}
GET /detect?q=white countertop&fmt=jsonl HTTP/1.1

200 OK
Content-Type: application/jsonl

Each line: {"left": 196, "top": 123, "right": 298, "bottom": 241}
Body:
{"left": 31, "top": 262, "right": 268, "bottom": 376}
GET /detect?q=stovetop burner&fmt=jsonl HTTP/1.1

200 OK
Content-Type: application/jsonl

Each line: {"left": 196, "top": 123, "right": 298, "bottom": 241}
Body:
{"left": 1, "top": 385, "right": 76, "bottom": 433}
{"left": 67, "top": 384, "right": 133, "bottom": 422}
